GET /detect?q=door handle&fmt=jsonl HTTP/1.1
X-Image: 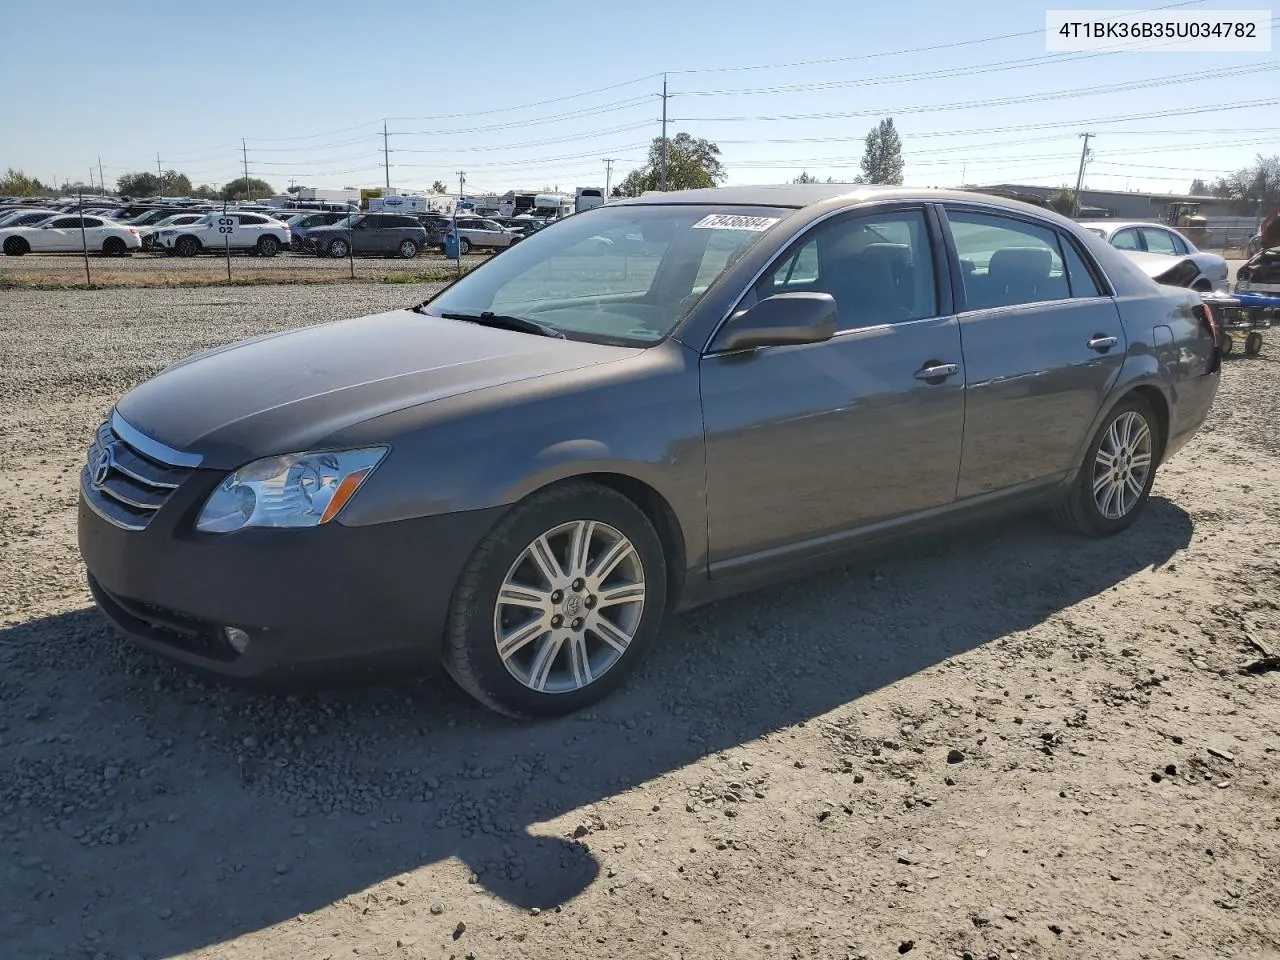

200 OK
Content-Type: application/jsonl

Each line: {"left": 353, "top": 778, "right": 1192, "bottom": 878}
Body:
{"left": 1088, "top": 335, "right": 1118, "bottom": 352}
{"left": 913, "top": 362, "right": 959, "bottom": 381}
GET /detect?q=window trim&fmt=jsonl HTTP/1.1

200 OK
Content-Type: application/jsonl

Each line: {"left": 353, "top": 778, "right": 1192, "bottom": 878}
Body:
{"left": 1056, "top": 230, "right": 1112, "bottom": 298}
{"left": 705, "top": 201, "right": 949, "bottom": 354}
{"left": 936, "top": 202, "right": 1115, "bottom": 313}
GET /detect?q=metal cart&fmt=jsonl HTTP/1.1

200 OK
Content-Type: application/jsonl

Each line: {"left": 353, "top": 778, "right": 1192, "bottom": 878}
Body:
{"left": 1202, "top": 292, "right": 1280, "bottom": 356}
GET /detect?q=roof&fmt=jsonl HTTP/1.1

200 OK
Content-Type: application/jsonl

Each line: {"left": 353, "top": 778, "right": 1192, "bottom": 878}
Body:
{"left": 1078, "top": 220, "right": 1176, "bottom": 231}
{"left": 614, "top": 184, "right": 1078, "bottom": 222}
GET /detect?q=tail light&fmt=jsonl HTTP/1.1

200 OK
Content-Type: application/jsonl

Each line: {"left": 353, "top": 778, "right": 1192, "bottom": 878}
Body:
{"left": 128, "top": 228, "right": 138, "bottom": 234}
{"left": 1195, "top": 301, "right": 1220, "bottom": 347}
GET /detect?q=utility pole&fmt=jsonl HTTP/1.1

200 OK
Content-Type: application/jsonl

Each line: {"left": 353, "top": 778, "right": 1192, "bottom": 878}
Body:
{"left": 453, "top": 171, "right": 465, "bottom": 277}
{"left": 242, "top": 139, "right": 251, "bottom": 201}
{"left": 603, "top": 158, "right": 618, "bottom": 198}
{"left": 156, "top": 153, "right": 163, "bottom": 178}
{"left": 383, "top": 120, "right": 391, "bottom": 192}
{"left": 660, "top": 74, "right": 669, "bottom": 192}
{"left": 1072, "top": 133, "right": 1092, "bottom": 217}
{"left": 98, "top": 156, "right": 105, "bottom": 195}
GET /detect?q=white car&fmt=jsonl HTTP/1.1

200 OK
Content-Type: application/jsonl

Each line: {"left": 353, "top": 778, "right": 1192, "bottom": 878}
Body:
{"left": 1078, "top": 220, "right": 1229, "bottom": 292}
{"left": 0, "top": 215, "right": 141, "bottom": 256}
{"left": 0, "top": 208, "right": 58, "bottom": 229}
{"left": 154, "top": 212, "right": 290, "bottom": 257}
{"left": 137, "top": 213, "right": 207, "bottom": 250}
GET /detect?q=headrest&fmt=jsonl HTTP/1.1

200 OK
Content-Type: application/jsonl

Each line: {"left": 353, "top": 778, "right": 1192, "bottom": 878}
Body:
{"left": 860, "top": 242, "right": 912, "bottom": 267}
{"left": 989, "top": 246, "right": 1052, "bottom": 281}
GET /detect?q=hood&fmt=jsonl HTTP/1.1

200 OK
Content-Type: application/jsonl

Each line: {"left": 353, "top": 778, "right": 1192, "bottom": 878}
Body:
{"left": 115, "top": 309, "right": 638, "bottom": 469}
{"left": 1116, "top": 250, "right": 1202, "bottom": 287}
{"left": 305, "top": 225, "right": 351, "bottom": 236}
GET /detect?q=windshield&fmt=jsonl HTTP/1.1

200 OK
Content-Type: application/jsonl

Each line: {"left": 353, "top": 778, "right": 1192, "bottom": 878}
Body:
{"left": 423, "top": 204, "right": 785, "bottom": 345}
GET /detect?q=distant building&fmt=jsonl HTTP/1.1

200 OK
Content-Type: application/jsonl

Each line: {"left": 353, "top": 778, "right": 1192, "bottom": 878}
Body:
{"left": 969, "top": 184, "right": 1238, "bottom": 220}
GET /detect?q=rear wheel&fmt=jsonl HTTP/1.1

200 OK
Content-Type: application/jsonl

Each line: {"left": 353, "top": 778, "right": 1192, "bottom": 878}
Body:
{"left": 1052, "top": 394, "right": 1161, "bottom": 537}
{"left": 256, "top": 235, "right": 279, "bottom": 257}
{"left": 398, "top": 239, "right": 419, "bottom": 259}
{"left": 1245, "top": 331, "right": 1264, "bottom": 355}
{"left": 102, "top": 236, "right": 126, "bottom": 257}
{"left": 1221, "top": 333, "right": 1234, "bottom": 355}
{"left": 175, "top": 236, "right": 201, "bottom": 258}
{"left": 444, "top": 481, "right": 668, "bottom": 718}
{"left": 3, "top": 236, "right": 29, "bottom": 256}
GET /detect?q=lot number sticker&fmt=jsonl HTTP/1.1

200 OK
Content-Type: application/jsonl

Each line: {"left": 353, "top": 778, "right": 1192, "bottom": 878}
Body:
{"left": 217, "top": 217, "right": 235, "bottom": 234}
{"left": 691, "top": 214, "right": 780, "bottom": 231}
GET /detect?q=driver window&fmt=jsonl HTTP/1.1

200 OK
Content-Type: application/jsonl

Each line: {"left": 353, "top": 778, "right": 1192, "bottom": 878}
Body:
{"left": 754, "top": 209, "right": 938, "bottom": 331}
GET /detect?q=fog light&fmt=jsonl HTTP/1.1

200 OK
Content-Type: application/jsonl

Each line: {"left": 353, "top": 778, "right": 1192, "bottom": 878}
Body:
{"left": 224, "top": 627, "right": 251, "bottom": 654}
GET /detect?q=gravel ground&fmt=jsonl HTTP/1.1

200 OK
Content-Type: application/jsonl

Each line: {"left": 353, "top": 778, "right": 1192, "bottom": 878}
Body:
{"left": 1, "top": 285, "right": 1278, "bottom": 960}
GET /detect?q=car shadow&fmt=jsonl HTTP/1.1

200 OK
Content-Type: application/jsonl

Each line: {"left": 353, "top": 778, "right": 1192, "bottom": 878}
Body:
{"left": 3, "top": 498, "right": 1193, "bottom": 959}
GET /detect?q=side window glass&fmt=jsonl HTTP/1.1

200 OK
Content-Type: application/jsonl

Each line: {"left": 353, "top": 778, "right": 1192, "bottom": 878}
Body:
{"left": 1059, "top": 235, "right": 1104, "bottom": 297}
{"left": 1111, "top": 228, "right": 1142, "bottom": 251}
{"left": 756, "top": 209, "right": 937, "bottom": 330}
{"left": 82, "top": 217, "right": 103, "bottom": 227}
{"left": 1141, "top": 228, "right": 1177, "bottom": 255}
{"left": 50, "top": 217, "right": 79, "bottom": 228}
{"left": 1171, "top": 233, "right": 1189, "bottom": 255}
{"left": 946, "top": 211, "right": 1070, "bottom": 309}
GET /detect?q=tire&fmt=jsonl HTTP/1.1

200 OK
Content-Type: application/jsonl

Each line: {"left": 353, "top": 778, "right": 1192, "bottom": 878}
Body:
{"left": 256, "top": 235, "right": 280, "bottom": 257}
{"left": 1245, "top": 331, "right": 1264, "bottom": 355}
{"left": 3, "top": 236, "right": 29, "bottom": 256}
{"left": 290, "top": 238, "right": 303, "bottom": 252}
{"left": 458, "top": 237, "right": 471, "bottom": 256}
{"left": 1221, "top": 333, "right": 1234, "bottom": 355}
{"left": 328, "top": 238, "right": 349, "bottom": 259}
{"left": 443, "top": 481, "right": 668, "bottom": 719}
{"left": 398, "top": 239, "right": 419, "bottom": 259}
{"left": 1052, "top": 394, "right": 1162, "bottom": 538}
{"left": 102, "top": 237, "right": 126, "bottom": 257}
{"left": 175, "top": 236, "right": 201, "bottom": 258}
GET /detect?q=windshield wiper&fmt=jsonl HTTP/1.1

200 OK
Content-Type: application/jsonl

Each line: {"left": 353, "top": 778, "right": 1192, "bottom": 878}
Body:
{"left": 426, "top": 309, "right": 566, "bottom": 339}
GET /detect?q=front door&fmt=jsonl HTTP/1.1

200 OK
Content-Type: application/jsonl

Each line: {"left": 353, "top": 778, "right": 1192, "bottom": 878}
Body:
{"left": 701, "top": 205, "right": 966, "bottom": 567}
{"left": 939, "top": 205, "right": 1127, "bottom": 498}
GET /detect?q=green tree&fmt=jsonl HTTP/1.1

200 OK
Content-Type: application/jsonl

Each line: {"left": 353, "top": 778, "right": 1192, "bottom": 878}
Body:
{"left": 1221, "top": 154, "right": 1280, "bottom": 215}
{"left": 1048, "top": 187, "right": 1077, "bottom": 216}
{"left": 116, "top": 171, "right": 161, "bottom": 196}
{"left": 793, "top": 171, "right": 819, "bottom": 184}
{"left": 158, "top": 170, "right": 192, "bottom": 196}
{"left": 219, "top": 177, "right": 275, "bottom": 201}
{"left": 617, "top": 132, "right": 727, "bottom": 195}
{"left": 191, "top": 184, "right": 220, "bottom": 200}
{"left": 431, "top": 180, "right": 448, "bottom": 194}
{"left": 1189, "top": 178, "right": 1210, "bottom": 195}
{"left": 856, "top": 118, "right": 904, "bottom": 185}
{"left": 2, "top": 168, "right": 43, "bottom": 196}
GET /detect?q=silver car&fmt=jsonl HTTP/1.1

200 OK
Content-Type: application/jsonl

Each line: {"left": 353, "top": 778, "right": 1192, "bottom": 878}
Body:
{"left": 78, "top": 185, "right": 1221, "bottom": 718}
{"left": 1079, "top": 220, "right": 1229, "bottom": 292}
{"left": 451, "top": 216, "right": 520, "bottom": 254}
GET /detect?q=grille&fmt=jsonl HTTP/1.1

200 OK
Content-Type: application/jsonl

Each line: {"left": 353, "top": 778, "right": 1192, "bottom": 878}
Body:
{"left": 81, "top": 414, "right": 198, "bottom": 531}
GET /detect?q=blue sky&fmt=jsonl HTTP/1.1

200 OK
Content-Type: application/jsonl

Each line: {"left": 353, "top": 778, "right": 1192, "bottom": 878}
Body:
{"left": 1, "top": 0, "right": 1275, "bottom": 196}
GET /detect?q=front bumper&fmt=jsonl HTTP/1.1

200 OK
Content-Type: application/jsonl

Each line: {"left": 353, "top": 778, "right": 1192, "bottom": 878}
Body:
{"left": 78, "top": 470, "right": 506, "bottom": 687}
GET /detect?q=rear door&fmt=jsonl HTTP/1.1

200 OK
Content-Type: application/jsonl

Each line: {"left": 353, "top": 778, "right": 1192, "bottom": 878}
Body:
{"left": 700, "top": 204, "right": 966, "bottom": 565}
{"left": 939, "top": 204, "right": 1126, "bottom": 498}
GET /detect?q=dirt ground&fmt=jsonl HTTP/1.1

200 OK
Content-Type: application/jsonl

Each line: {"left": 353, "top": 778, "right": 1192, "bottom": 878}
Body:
{"left": 1, "top": 284, "right": 1277, "bottom": 960}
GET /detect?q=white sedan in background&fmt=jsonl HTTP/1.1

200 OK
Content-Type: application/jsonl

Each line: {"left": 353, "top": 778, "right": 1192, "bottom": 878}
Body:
{"left": 137, "top": 213, "right": 207, "bottom": 250}
{"left": 0, "top": 215, "right": 141, "bottom": 256}
{"left": 1078, "top": 220, "right": 1229, "bottom": 292}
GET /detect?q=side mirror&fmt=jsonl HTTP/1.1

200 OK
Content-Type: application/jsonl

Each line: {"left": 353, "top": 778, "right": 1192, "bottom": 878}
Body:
{"left": 714, "top": 292, "right": 837, "bottom": 352}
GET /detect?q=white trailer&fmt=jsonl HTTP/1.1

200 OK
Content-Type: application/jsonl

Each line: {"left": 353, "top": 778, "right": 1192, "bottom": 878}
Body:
{"left": 368, "top": 194, "right": 428, "bottom": 213}
{"left": 575, "top": 187, "right": 605, "bottom": 212}
{"left": 295, "top": 187, "right": 360, "bottom": 206}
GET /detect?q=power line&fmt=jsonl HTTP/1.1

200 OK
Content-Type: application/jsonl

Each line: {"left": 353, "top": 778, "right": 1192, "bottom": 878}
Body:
{"left": 671, "top": 62, "right": 1277, "bottom": 122}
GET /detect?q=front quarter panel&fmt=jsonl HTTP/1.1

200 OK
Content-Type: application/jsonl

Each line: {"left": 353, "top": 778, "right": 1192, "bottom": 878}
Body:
{"left": 325, "top": 340, "right": 709, "bottom": 573}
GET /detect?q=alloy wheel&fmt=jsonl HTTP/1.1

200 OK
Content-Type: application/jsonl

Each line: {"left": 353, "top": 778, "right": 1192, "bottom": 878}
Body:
{"left": 493, "top": 520, "right": 646, "bottom": 694}
{"left": 1092, "top": 411, "right": 1153, "bottom": 520}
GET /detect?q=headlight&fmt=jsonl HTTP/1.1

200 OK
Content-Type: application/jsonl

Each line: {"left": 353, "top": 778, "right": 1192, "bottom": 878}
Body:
{"left": 196, "top": 446, "right": 387, "bottom": 533}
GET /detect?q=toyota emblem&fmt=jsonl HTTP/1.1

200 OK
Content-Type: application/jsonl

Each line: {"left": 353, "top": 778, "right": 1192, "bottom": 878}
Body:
{"left": 91, "top": 443, "right": 116, "bottom": 488}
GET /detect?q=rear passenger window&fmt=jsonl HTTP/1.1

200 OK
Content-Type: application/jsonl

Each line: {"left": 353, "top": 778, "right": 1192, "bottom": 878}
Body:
{"left": 756, "top": 209, "right": 938, "bottom": 331}
{"left": 1140, "top": 228, "right": 1177, "bottom": 255}
{"left": 1060, "top": 236, "right": 1104, "bottom": 297}
{"left": 239, "top": 215, "right": 266, "bottom": 225}
{"left": 1111, "top": 228, "right": 1142, "bottom": 251}
{"left": 946, "top": 211, "right": 1071, "bottom": 310}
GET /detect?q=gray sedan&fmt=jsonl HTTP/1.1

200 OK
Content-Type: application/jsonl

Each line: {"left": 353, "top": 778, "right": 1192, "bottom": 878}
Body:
{"left": 78, "top": 186, "right": 1221, "bottom": 718}
{"left": 1078, "top": 219, "right": 1229, "bottom": 292}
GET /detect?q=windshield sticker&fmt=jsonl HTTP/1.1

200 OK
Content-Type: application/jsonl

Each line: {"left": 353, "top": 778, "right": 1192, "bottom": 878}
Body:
{"left": 690, "top": 214, "right": 781, "bottom": 231}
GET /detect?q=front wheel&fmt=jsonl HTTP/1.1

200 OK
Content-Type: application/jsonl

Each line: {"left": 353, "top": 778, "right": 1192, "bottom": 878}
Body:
{"left": 3, "top": 236, "right": 29, "bottom": 256}
{"left": 1052, "top": 395, "right": 1161, "bottom": 537}
{"left": 1245, "top": 331, "right": 1264, "bottom": 355}
{"left": 444, "top": 481, "right": 668, "bottom": 718}
{"left": 328, "top": 238, "right": 349, "bottom": 259}
{"left": 175, "top": 236, "right": 200, "bottom": 258}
